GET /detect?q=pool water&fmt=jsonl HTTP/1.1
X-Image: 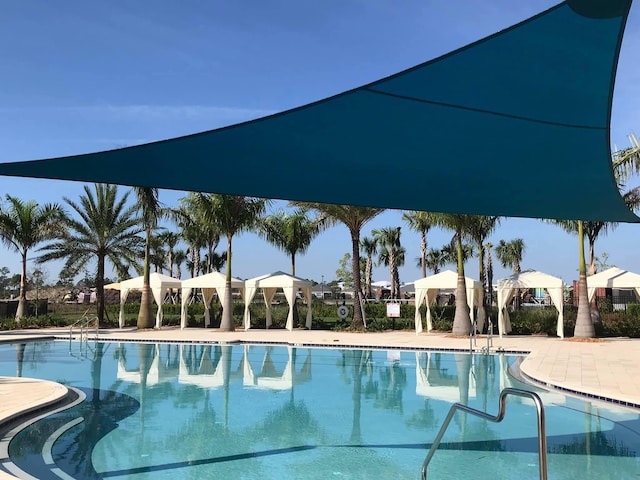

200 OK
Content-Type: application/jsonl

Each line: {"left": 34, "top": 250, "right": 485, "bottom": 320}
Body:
{"left": 0, "top": 341, "right": 638, "bottom": 479}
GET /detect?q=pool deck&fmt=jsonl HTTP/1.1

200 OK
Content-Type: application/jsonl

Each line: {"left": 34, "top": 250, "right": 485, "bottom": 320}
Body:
{"left": 0, "top": 327, "right": 638, "bottom": 476}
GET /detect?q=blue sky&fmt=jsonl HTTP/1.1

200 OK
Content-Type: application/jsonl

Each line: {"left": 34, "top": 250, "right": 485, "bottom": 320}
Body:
{"left": 1, "top": 0, "right": 639, "bottom": 287}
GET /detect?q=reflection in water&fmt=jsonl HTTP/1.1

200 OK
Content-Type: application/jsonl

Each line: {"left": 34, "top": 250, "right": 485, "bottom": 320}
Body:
{"left": 15, "top": 343, "right": 25, "bottom": 377}
{"left": 2, "top": 343, "right": 640, "bottom": 480}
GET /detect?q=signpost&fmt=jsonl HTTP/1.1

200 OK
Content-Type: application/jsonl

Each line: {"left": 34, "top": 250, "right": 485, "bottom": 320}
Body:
{"left": 386, "top": 303, "right": 400, "bottom": 330}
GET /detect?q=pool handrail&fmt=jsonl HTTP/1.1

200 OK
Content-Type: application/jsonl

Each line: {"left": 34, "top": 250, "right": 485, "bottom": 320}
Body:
{"left": 421, "top": 387, "right": 547, "bottom": 480}
{"left": 69, "top": 309, "right": 99, "bottom": 347}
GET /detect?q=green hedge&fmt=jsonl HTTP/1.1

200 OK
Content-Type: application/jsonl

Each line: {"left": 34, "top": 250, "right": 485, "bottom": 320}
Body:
{"left": 3, "top": 301, "right": 640, "bottom": 337}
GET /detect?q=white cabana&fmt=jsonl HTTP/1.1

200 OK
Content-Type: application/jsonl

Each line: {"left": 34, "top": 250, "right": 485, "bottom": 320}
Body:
{"left": 243, "top": 271, "right": 313, "bottom": 331}
{"left": 413, "top": 270, "right": 482, "bottom": 334}
{"left": 107, "top": 272, "right": 182, "bottom": 329}
{"left": 586, "top": 267, "right": 640, "bottom": 302}
{"left": 496, "top": 269, "right": 565, "bottom": 338}
{"left": 180, "top": 272, "right": 245, "bottom": 329}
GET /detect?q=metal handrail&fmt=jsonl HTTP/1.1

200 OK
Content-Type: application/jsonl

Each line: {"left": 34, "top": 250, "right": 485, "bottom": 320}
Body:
{"left": 69, "top": 310, "right": 99, "bottom": 345}
{"left": 421, "top": 387, "right": 547, "bottom": 480}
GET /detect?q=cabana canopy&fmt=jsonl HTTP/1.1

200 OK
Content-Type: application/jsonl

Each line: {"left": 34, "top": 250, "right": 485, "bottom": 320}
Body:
{"left": 496, "top": 269, "right": 565, "bottom": 338}
{"left": 413, "top": 270, "right": 482, "bottom": 334}
{"left": 180, "top": 272, "right": 245, "bottom": 329}
{"left": 107, "top": 272, "right": 181, "bottom": 329}
{"left": 243, "top": 271, "right": 313, "bottom": 331}
{"left": 0, "top": 1, "right": 637, "bottom": 223}
{"left": 587, "top": 267, "right": 640, "bottom": 302}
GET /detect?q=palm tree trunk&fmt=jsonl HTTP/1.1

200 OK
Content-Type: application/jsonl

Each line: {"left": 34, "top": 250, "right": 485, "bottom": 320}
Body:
{"left": 452, "top": 233, "right": 471, "bottom": 336}
{"left": 365, "top": 258, "right": 372, "bottom": 299}
{"left": 574, "top": 221, "right": 594, "bottom": 338}
{"left": 420, "top": 230, "right": 427, "bottom": 278}
{"left": 291, "top": 252, "right": 299, "bottom": 327}
{"left": 137, "top": 229, "right": 154, "bottom": 329}
{"left": 350, "top": 231, "right": 365, "bottom": 329}
{"left": 587, "top": 239, "right": 602, "bottom": 325}
{"left": 220, "top": 238, "right": 235, "bottom": 331}
{"left": 476, "top": 243, "right": 486, "bottom": 332}
{"left": 96, "top": 254, "right": 107, "bottom": 327}
{"left": 15, "top": 251, "right": 27, "bottom": 322}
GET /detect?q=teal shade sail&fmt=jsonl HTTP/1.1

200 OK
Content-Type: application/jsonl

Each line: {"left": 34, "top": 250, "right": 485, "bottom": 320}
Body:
{"left": 0, "top": 0, "right": 637, "bottom": 222}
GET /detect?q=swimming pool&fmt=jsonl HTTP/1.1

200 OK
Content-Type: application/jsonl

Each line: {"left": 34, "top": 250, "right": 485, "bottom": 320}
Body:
{"left": 0, "top": 340, "right": 638, "bottom": 479}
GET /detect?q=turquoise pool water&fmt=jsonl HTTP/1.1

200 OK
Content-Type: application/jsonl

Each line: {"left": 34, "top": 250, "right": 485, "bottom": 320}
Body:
{"left": 0, "top": 340, "right": 638, "bottom": 479}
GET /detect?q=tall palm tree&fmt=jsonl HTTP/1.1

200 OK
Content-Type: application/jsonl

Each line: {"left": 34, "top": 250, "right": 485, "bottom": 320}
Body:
{"left": 134, "top": 187, "right": 162, "bottom": 330}
{"left": 546, "top": 150, "right": 640, "bottom": 337}
{"left": 465, "top": 216, "right": 499, "bottom": 329}
{"left": 0, "top": 196, "right": 65, "bottom": 321}
{"left": 293, "top": 203, "right": 384, "bottom": 329}
{"left": 378, "top": 244, "right": 406, "bottom": 299}
{"left": 495, "top": 239, "right": 525, "bottom": 274}
{"left": 372, "top": 227, "right": 404, "bottom": 299}
{"left": 434, "top": 214, "right": 478, "bottom": 336}
{"left": 259, "top": 207, "right": 323, "bottom": 327}
{"left": 186, "top": 193, "right": 269, "bottom": 331}
{"left": 172, "top": 202, "right": 206, "bottom": 278}
{"left": 175, "top": 195, "right": 225, "bottom": 276}
{"left": 360, "top": 236, "right": 378, "bottom": 298}
{"left": 402, "top": 211, "right": 437, "bottom": 278}
{"left": 37, "top": 184, "right": 143, "bottom": 325}
{"left": 259, "top": 207, "right": 322, "bottom": 276}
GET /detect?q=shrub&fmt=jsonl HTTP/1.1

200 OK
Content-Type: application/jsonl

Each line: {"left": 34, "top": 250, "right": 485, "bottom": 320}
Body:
{"left": 508, "top": 307, "right": 558, "bottom": 336}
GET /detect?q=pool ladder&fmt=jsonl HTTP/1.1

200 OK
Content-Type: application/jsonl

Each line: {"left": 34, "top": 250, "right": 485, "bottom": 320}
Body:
{"left": 421, "top": 387, "right": 548, "bottom": 480}
{"left": 69, "top": 311, "right": 99, "bottom": 348}
{"left": 470, "top": 317, "right": 496, "bottom": 355}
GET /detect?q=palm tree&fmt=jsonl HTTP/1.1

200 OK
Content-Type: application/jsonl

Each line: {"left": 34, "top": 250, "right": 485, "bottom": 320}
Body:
{"left": 158, "top": 231, "right": 181, "bottom": 278}
{"left": 292, "top": 203, "right": 384, "bottom": 329}
{"left": 204, "top": 251, "right": 226, "bottom": 272}
{"left": 402, "top": 211, "right": 437, "bottom": 278}
{"left": 186, "top": 194, "right": 269, "bottom": 331}
{"left": 440, "top": 243, "right": 474, "bottom": 268}
{"left": 495, "top": 239, "right": 525, "bottom": 274}
{"left": 149, "top": 234, "right": 167, "bottom": 273}
{"left": 0, "top": 196, "right": 65, "bottom": 321}
{"left": 465, "top": 216, "right": 500, "bottom": 330}
{"left": 172, "top": 201, "right": 206, "bottom": 278}
{"left": 360, "top": 236, "right": 378, "bottom": 298}
{"left": 378, "top": 244, "right": 406, "bottom": 299}
{"left": 373, "top": 227, "right": 404, "bottom": 299}
{"left": 434, "top": 214, "right": 478, "bottom": 336}
{"left": 37, "top": 184, "right": 143, "bottom": 325}
{"left": 425, "top": 248, "right": 447, "bottom": 274}
{"left": 546, "top": 148, "right": 640, "bottom": 337}
{"left": 134, "top": 187, "right": 162, "bottom": 330}
{"left": 173, "top": 250, "right": 187, "bottom": 279}
{"left": 259, "top": 207, "right": 322, "bottom": 276}
{"left": 495, "top": 238, "right": 526, "bottom": 314}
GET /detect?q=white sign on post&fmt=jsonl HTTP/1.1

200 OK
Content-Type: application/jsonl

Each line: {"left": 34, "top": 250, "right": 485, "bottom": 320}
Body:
{"left": 386, "top": 303, "right": 400, "bottom": 318}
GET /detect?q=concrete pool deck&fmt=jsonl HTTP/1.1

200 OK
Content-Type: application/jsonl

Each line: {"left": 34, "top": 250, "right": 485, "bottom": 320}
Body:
{"left": 0, "top": 327, "right": 639, "bottom": 444}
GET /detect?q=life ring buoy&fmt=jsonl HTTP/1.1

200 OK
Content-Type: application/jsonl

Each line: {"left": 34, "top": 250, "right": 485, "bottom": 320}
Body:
{"left": 337, "top": 305, "right": 349, "bottom": 319}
